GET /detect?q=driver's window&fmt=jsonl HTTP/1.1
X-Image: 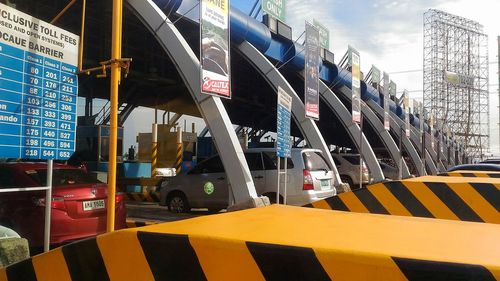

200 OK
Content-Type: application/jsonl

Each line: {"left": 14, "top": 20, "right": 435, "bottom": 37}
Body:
{"left": 188, "top": 156, "right": 224, "bottom": 174}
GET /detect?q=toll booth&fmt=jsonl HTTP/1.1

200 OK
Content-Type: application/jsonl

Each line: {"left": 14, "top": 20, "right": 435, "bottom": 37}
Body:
{"left": 75, "top": 125, "right": 124, "bottom": 174}
{"left": 137, "top": 124, "right": 197, "bottom": 172}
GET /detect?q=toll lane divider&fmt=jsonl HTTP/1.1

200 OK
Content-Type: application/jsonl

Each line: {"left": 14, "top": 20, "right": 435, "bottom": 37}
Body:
{"left": 125, "top": 192, "right": 160, "bottom": 202}
{"left": 1, "top": 205, "right": 500, "bottom": 281}
{"left": 439, "top": 170, "right": 500, "bottom": 178}
{"left": 305, "top": 176, "right": 500, "bottom": 224}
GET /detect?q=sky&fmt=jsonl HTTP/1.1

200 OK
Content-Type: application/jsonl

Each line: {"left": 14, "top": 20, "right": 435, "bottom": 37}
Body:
{"left": 82, "top": 0, "right": 500, "bottom": 156}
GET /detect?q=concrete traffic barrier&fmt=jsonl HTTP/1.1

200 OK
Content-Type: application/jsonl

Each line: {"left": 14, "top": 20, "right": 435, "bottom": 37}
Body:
{"left": 439, "top": 170, "right": 500, "bottom": 178}
{"left": 125, "top": 192, "right": 160, "bottom": 202}
{"left": 125, "top": 219, "right": 159, "bottom": 228}
{"left": 1, "top": 205, "right": 500, "bottom": 281}
{"left": 305, "top": 176, "right": 499, "bottom": 224}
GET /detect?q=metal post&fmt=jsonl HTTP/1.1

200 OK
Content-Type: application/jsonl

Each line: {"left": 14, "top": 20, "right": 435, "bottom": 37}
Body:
{"left": 399, "top": 127, "right": 403, "bottom": 180}
{"left": 498, "top": 36, "right": 500, "bottom": 152}
{"left": 106, "top": 0, "right": 123, "bottom": 233}
{"left": 284, "top": 157, "right": 288, "bottom": 205}
{"left": 151, "top": 123, "right": 158, "bottom": 177}
{"left": 176, "top": 127, "right": 183, "bottom": 174}
{"left": 276, "top": 157, "right": 280, "bottom": 204}
{"left": 43, "top": 159, "right": 53, "bottom": 252}
{"left": 359, "top": 115, "right": 363, "bottom": 189}
{"left": 422, "top": 128, "right": 426, "bottom": 175}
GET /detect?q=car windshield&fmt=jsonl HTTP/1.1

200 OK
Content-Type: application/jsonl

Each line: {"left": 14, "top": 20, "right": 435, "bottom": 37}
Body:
{"left": 27, "top": 169, "right": 102, "bottom": 187}
{"left": 302, "top": 151, "right": 331, "bottom": 171}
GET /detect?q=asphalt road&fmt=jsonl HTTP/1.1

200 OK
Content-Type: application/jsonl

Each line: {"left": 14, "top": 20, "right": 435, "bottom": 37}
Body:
{"left": 126, "top": 202, "right": 220, "bottom": 223}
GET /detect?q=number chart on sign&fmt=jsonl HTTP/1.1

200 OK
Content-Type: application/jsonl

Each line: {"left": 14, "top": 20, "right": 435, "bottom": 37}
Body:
{"left": 277, "top": 87, "right": 292, "bottom": 158}
{"left": 0, "top": 3, "right": 79, "bottom": 160}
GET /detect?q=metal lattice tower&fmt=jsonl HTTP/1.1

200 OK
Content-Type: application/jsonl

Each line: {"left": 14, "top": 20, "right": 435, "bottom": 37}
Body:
{"left": 423, "top": 9, "right": 489, "bottom": 160}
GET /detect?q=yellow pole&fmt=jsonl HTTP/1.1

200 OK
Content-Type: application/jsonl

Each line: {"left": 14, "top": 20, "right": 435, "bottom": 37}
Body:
{"left": 176, "top": 127, "right": 183, "bottom": 175}
{"left": 151, "top": 123, "right": 158, "bottom": 177}
{"left": 106, "top": 0, "right": 123, "bottom": 233}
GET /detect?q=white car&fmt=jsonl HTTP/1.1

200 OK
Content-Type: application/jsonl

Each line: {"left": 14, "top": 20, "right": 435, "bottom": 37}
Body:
{"left": 159, "top": 148, "right": 336, "bottom": 212}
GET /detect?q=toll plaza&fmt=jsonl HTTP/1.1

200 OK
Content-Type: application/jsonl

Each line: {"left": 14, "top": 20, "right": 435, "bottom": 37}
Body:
{"left": 0, "top": 0, "right": 498, "bottom": 278}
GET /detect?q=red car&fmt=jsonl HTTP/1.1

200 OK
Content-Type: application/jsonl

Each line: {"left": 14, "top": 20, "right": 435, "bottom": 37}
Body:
{"left": 0, "top": 162, "right": 126, "bottom": 248}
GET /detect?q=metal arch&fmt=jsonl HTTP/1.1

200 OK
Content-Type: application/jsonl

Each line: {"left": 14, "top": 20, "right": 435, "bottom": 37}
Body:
{"left": 237, "top": 41, "right": 342, "bottom": 185}
{"left": 364, "top": 99, "right": 438, "bottom": 175}
{"left": 126, "top": 0, "right": 258, "bottom": 203}
{"left": 319, "top": 83, "right": 385, "bottom": 182}
{"left": 331, "top": 85, "right": 411, "bottom": 178}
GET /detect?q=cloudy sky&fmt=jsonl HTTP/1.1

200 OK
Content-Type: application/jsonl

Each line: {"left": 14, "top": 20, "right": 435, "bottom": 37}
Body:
{"left": 112, "top": 0, "right": 500, "bottom": 155}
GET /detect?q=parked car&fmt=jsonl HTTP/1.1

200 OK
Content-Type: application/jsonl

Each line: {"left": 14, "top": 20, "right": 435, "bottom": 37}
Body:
{"left": 378, "top": 160, "right": 399, "bottom": 180}
{"left": 331, "top": 153, "right": 369, "bottom": 189}
{"left": 480, "top": 158, "right": 500, "bottom": 165}
{"left": 447, "top": 163, "right": 500, "bottom": 172}
{"left": 0, "top": 162, "right": 127, "bottom": 248}
{"left": 159, "top": 148, "right": 336, "bottom": 212}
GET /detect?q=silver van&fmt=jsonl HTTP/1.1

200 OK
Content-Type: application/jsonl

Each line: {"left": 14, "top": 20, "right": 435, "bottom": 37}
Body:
{"left": 158, "top": 148, "right": 336, "bottom": 212}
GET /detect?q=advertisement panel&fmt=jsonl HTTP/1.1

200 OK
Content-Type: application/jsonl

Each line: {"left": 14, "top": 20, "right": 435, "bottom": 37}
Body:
{"left": 389, "top": 80, "right": 397, "bottom": 98}
{"left": 277, "top": 86, "right": 292, "bottom": 158}
{"left": 350, "top": 47, "right": 361, "bottom": 124}
{"left": 262, "top": 0, "right": 286, "bottom": 22}
{"left": 200, "top": 0, "right": 231, "bottom": 98}
{"left": 403, "top": 90, "right": 410, "bottom": 137}
{"left": 383, "top": 72, "right": 390, "bottom": 130}
{"left": 0, "top": 3, "right": 79, "bottom": 160}
{"left": 313, "top": 19, "right": 329, "bottom": 49}
{"left": 304, "top": 22, "right": 320, "bottom": 120}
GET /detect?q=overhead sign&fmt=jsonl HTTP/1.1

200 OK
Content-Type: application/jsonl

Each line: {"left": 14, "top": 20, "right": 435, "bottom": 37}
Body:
{"left": 277, "top": 86, "right": 292, "bottom": 158}
{"left": 262, "top": 0, "right": 286, "bottom": 22}
{"left": 383, "top": 72, "right": 390, "bottom": 130}
{"left": 304, "top": 22, "right": 320, "bottom": 120}
{"left": 444, "top": 70, "right": 474, "bottom": 87}
{"left": 403, "top": 90, "right": 410, "bottom": 137}
{"left": 313, "top": 19, "right": 329, "bottom": 49}
{"left": 350, "top": 47, "right": 361, "bottom": 124}
{"left": 0, "top": 3, "right": 78, "bottom": 160}
{"left": 200, "top": 0, "right": 231, "bottom": 98}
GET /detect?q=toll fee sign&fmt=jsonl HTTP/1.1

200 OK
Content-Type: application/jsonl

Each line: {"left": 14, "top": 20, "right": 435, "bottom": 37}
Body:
{"left": 0, "top": 3, "right": 79, "bottom": 160}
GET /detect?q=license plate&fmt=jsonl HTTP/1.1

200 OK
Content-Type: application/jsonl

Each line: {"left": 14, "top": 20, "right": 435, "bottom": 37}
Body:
{"left": 83, "top": 199, "right": 105, "bottom": 211}
{"left": 321, "top": 180, "right": 330, "bottom": 189}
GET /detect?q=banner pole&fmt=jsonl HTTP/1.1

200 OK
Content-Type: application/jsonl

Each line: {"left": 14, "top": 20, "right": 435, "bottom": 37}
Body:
{"left": 43, "top": 159, "right": 53, "bottom": 252}
{"left": 359, "top": 115, "right": 363, "bottom": 190}
{"left": 276, "top": 157, "right": 280, "bottom": 204}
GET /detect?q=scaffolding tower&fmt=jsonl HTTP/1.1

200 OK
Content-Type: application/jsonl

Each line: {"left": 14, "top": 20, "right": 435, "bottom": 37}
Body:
{"left": 423, "top": 9, "right": 489, "bottom": 160}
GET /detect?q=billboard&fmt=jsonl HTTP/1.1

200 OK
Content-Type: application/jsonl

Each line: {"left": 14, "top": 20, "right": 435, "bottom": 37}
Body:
{"left": 403, "top": 90, "right": 410, "bottom": 137}
{"left": 383, "top": 72, "right": 390, "bottom": 130}
{"left": 277, "top": 87, "right": 292, "bottom": 158}
{"left": 304, "top": 22, "right": 320, "bottom": 120}
{"left": 262, "top": 0, "right": 286, "bottom": 22}
{"left": 389, "top": 80, "right": 396, "bottom": 98}
{"left": 313, "top": 19, "right": 329, "bottom": 49}
{"left": 200, "top": 0, "right": 231, "bottom": 98}
{"left": 350, "top": 47, "right": 361, "bottom": 124}
{"left": 0, "top": 3, "right": 79, "bottom": 160}
{"left": 371, "top": 65, "right": 381, "bottom": 86}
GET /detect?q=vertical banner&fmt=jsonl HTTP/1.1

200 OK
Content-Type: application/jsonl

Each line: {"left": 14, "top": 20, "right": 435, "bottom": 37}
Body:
{"left": 304, "top": 22, "right": 320, "bottom": 120}
{"left": 371, "top": 65, "right": 381, "bottom": 86}
{"left": 200, "top": 0, "right": 231, "bottom": 98}
{"left": 403, "top": 90, "right": 410, "bottom": 137}
{"left": 389, "top": 80, "right": 397, "bottom": 99}
{"left": 262, "top": 0, "right": 287, "bottom": 22}
{"left": 419, "top": 103, "right": 424, "bottom": 134}
{"left": 383, "top": 72, "right": 390, "bottom": 130}
{"left": 313, "top": 19, "right": 329, "bottom": 49}
{"left": 277, "top": 86, "right": 292, "bottom": 158}
{"left": 350, "top": 46, "right": 361, "bottom": 124}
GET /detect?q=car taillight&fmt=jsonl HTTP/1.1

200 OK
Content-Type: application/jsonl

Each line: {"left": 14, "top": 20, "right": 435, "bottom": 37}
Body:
{"left": 115, "top": 192, "right": 125, "bottom": 205}
{"left": 33, "top": 196, "right": 66, "bottom": 211}
{"left": 303, "top": 169, "right": 314, "bottom": 190}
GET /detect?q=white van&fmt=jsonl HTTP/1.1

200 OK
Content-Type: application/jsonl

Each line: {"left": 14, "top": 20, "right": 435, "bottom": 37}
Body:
{"left": 159, "top": 148, "right": 336, "bottom": 212}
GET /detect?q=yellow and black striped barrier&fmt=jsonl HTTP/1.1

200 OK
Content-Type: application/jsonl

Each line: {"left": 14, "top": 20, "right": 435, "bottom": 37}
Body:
{"left": 305, "top": 176, "right": 499, "bottom": 224}
{"left": 125, "top": 192, "right": 160, "bottom": 202}
{"left": 439, "top": 170, "right": 500, "bottom": 178}
{"left": 126, "top": 219, "right": 159, "bottom": 228}
{"left": 1, "top": 205, "right": 499, "bottom": 280}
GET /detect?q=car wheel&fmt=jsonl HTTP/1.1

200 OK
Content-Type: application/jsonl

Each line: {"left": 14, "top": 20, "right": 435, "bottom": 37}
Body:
{"left": 167, "top": 192, "right": 189, "bottom": 213}
{"left": 340, "top": 176, "right": 355, "bottom": 190}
